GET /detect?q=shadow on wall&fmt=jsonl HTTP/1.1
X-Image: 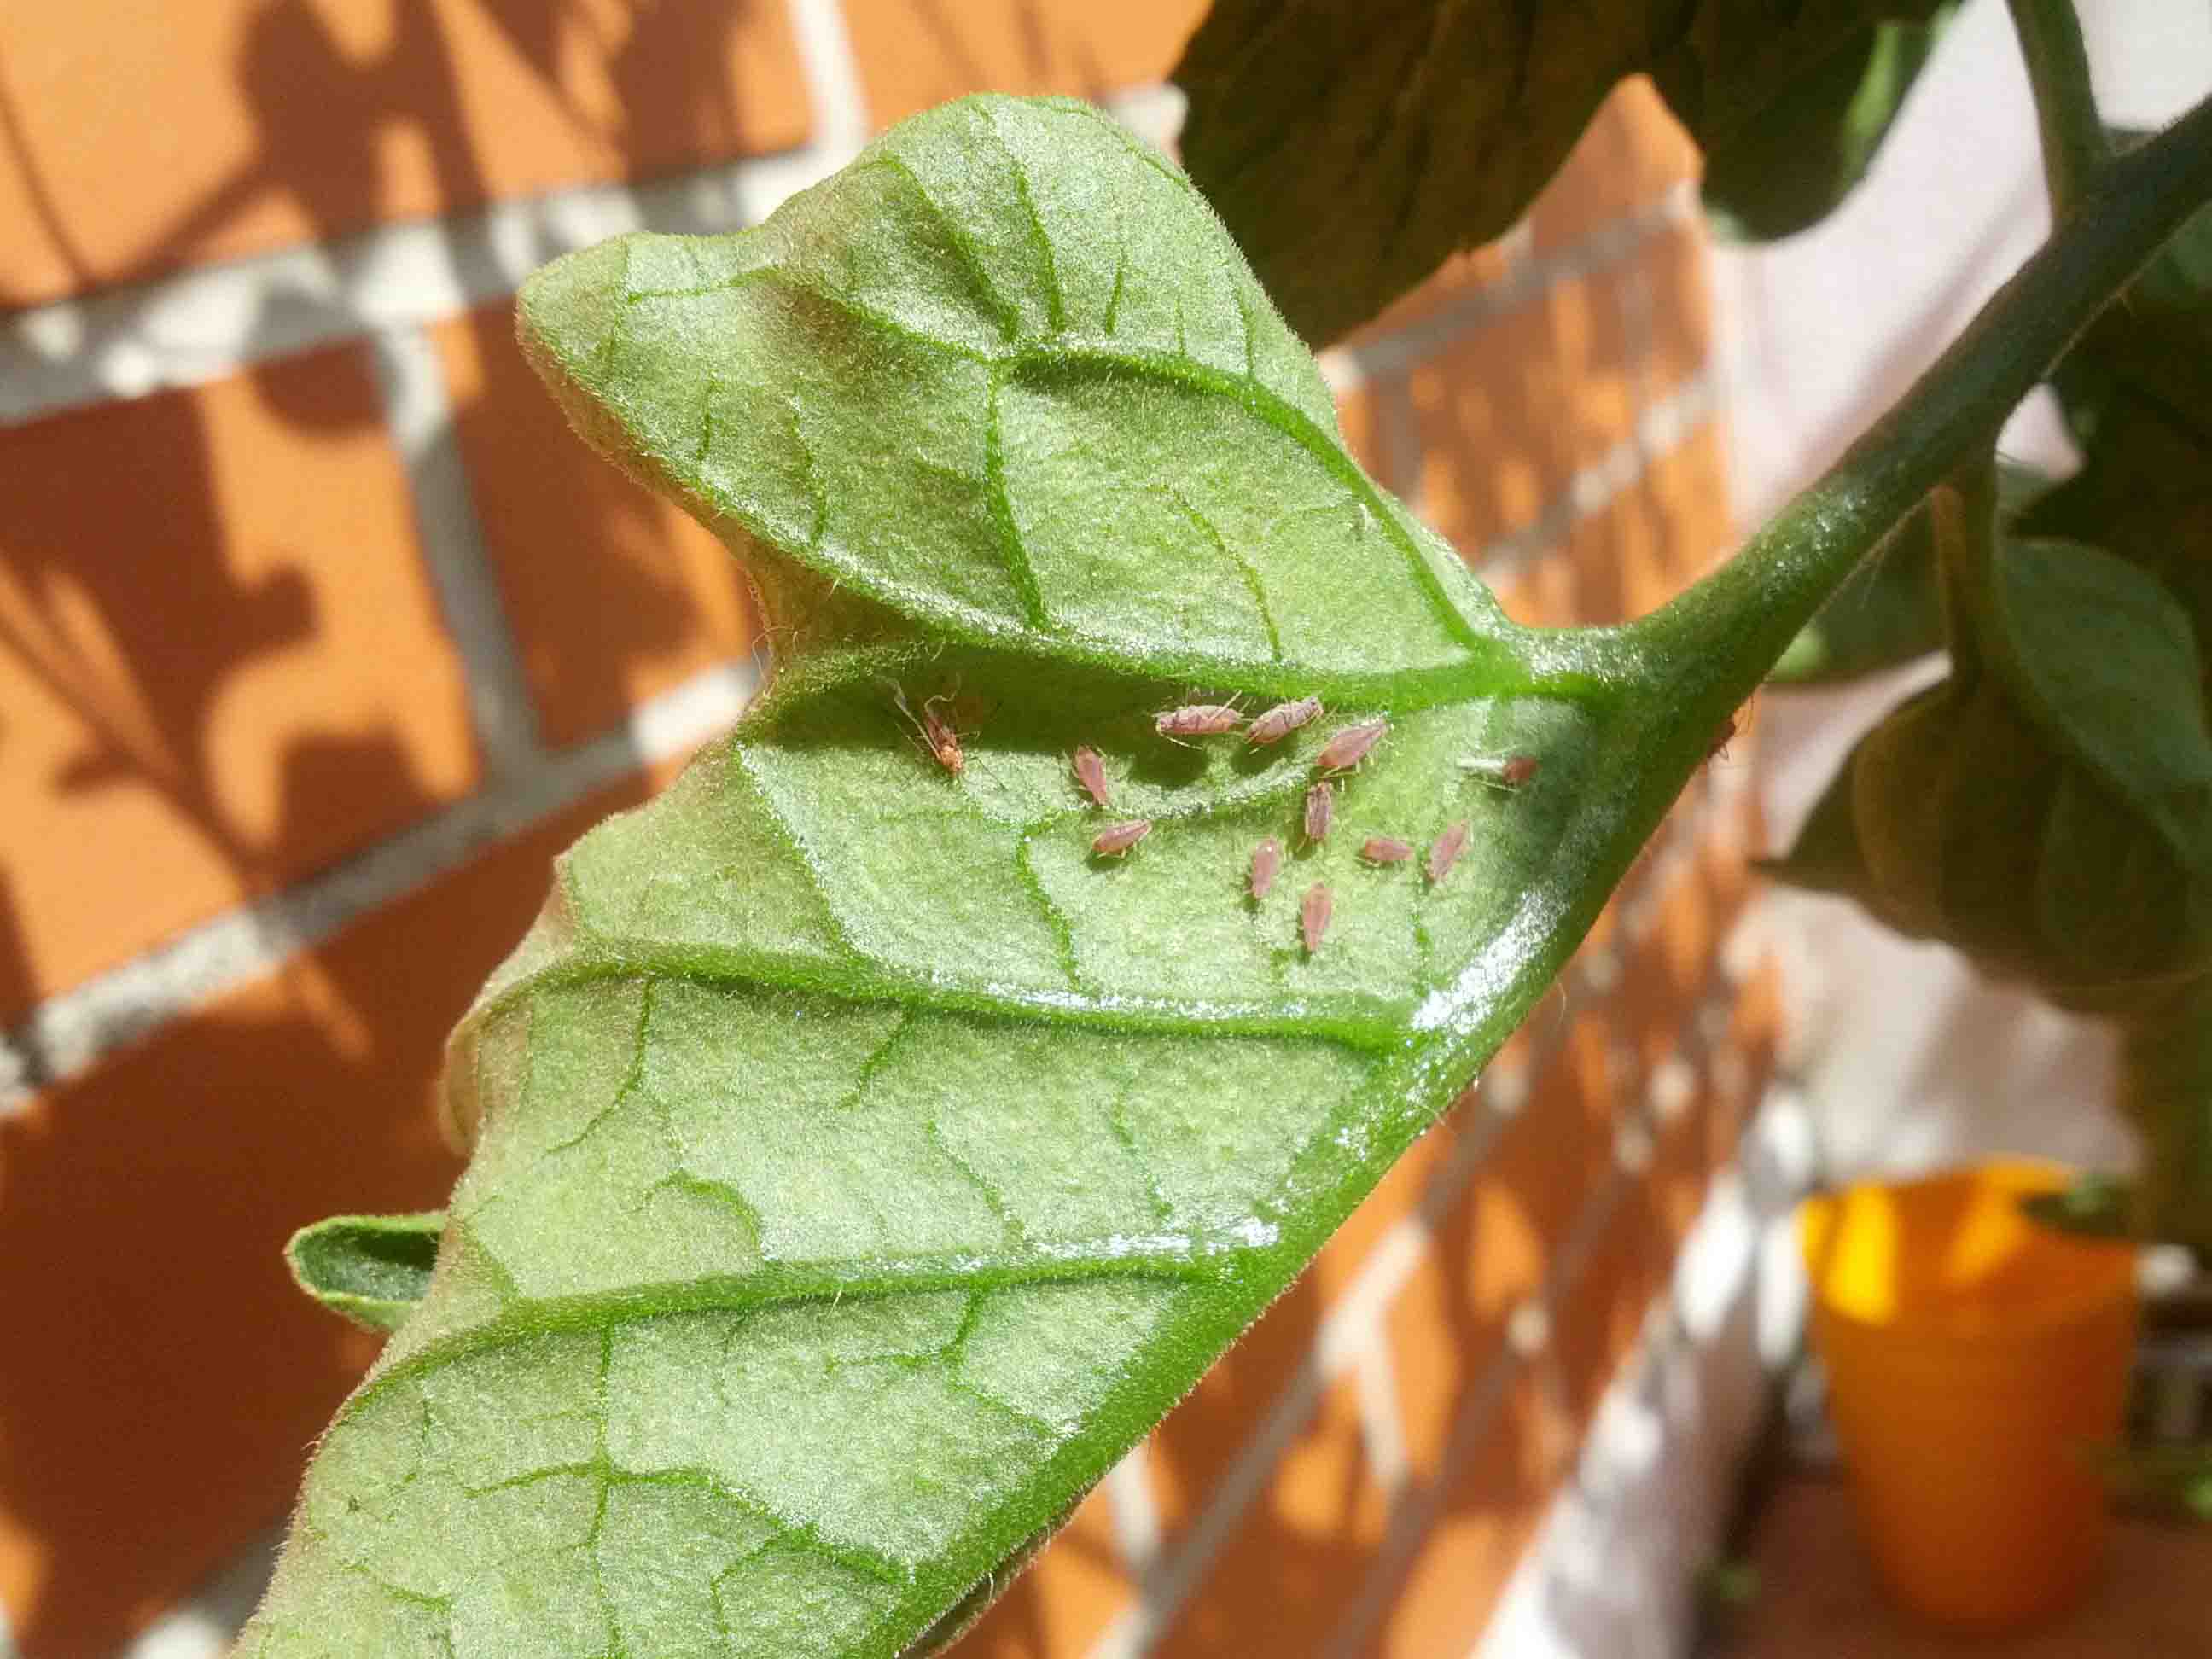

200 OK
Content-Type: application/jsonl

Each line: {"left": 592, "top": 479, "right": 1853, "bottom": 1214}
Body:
{"left": 0, "top": 5, "right": 778, "bottom": 1652}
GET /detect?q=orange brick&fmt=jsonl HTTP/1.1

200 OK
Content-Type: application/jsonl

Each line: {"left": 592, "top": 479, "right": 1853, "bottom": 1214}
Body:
{"left": 1644, "top": 419, "right": 1738, "bottom": 590}
{"left": 1371, "top": 1371, "right": 1569, "bottom": 1657}
{"left": 0, "top": 1, "right": 811, "bottom": 306}
{"left": 1146, "top": 1266, "right": 1326, "bottom": 1540}
{"left": 0, "top": 344, "right": 479, "bottom": 1018}
{"left": 0, "top": 771, "right": 651, "bottom": 1657}
{"left": 942, "top": 1487, "right": 1132, "bottom": 1659}
{"left": 1150, "top": 1375, "right": 1388, "bottom": 1659}
{"left": 843, "top": 0, "right": 1207, "bottom": 132}
{"left": 1340, "top": 241, "right": 1522, "bottom": 359}
{"left": 1643, "top": 219, "right": 1717, "bottom": 400}
{"left": 1388, "top": 1178, "right": 1549, "bottom": 1476}
{"left": 1528, "top": 77, "right": 1700, "bottom": 256}
{"left": 436, "top": 303, "right": 760, "bottom": 746}
{"left": 1478, "top": 1010, "right": 1618, "bottom": 1260}
{"left": 1407, "top": 266, "right": 1636, "bottom": 561}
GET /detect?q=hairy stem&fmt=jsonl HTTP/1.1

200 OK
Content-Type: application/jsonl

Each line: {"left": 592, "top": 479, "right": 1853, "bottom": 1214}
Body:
{"left": 1623, "top": 88, "right": 2212, "bottom": 720}
{"left": 2007, "top": 0, "right": 2110, "bottom": 217}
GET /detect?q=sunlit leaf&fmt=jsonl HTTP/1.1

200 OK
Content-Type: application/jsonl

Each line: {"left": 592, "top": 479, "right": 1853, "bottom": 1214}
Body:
{"left": 241, "top": 96, "right": 1759, "bottom": 1657}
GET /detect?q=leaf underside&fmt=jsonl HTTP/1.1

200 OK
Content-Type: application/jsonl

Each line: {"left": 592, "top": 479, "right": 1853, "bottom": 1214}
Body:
{"left": 241, "top": 96, "right": 1720, "bottom": 1658}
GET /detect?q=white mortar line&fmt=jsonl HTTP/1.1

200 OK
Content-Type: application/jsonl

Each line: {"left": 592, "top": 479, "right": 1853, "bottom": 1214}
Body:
{"left": 1470, "top": 1086, "right": 1819, "bottom": 1659}
{"left": 367, "top": 327, "right": 544, "bottom": 777}
{"left": 1103, "top": 1441, "right": 1166, "bottom": 1578}
{"left": 0, "top": 656, "right": 757, "bottom": 1109}
{"left": 1084, "top": 779, "right": 1728, "bottom": 1659}
{"left": 1472, "top": 368, "right": 1719, "bottom": 590}
{"left": 0, "top": 0, "right": 872, "bottom": 428}
{"left": 1315, "top": 935, "right": 1753, "bottom": 1659}
{"left": 1353, "top": 1339, "right": 1413, "bottom": 1499}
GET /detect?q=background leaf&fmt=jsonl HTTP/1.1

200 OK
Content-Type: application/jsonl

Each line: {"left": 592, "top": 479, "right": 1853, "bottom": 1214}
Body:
{"left": 241, "top": 96, "right": 1743, "bottom": 1657}
{"left": 285, "top": 1213, "right": 445, "bottom": 1334}
{"left": 1701, "top": 4, "right": 1956, "bottom": 243}
{"left": 1171, "top": 0, "right": 1946, "bottom": 344}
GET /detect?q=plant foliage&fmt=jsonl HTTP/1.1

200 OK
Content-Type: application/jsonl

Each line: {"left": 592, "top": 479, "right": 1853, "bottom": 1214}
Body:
{"left": 236, "top": 96, "right": 1747, "bottom": 1657}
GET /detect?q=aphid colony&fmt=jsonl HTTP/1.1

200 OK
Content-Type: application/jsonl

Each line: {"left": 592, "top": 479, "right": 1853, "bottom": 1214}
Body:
{"left": 892, "top": 685, "right": 1538, "bottom": 955}
{"left": 1077, "top": 695, "right": 1535, "bottom": 956}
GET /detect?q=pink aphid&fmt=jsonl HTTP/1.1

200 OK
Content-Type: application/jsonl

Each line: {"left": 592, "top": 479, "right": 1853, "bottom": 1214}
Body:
{"left": 1245, "top": 695, "right": 1323, "bottom": 748}
{"left": 1250, "top": 835, "right": 1283, "bottom": 899}
{"left": 1360, "top": 835, "right": 1415, "bottom": 865}
{"left": 1301, "top": 882, "right": 1334, "bottom": 953}
{"left": 1072, "top": 745, "right": 1112, "bottom": 808}
{"left": 1460, "top": 752, "right": 1540, "bottom": 791}
{"left": 1427, "top": 821, "right": 1470, "bottom": 884}
{"left": 1304, "top": 780, "right": 1334, "bottom": 844}
{"left": 1315, "top": 718, "right": 1388, "bottom": 775}
{"left": 1091, "top": 818, "right": 1153, "bottom": 857}
{"left": 1155, "top": 701, "right": 1243, "bottom": 742}
{"left": 890, "top": 685, "right": 966, "bottom": 777}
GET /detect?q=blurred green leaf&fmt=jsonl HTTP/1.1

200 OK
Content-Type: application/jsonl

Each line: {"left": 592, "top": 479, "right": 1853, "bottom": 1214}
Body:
{"left": 1986, "top": 538, "right": 2212, "bottom": 870}
{"left": 1172, "top": 0, "right": 1946, "bottom": 343}
{"left": 1703, "top": 5, "right": 1957, "bottom": 243}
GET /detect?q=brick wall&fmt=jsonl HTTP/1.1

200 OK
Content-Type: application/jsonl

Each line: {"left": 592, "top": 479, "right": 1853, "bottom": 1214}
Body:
{"left": 0, "top": 6, "right": 1773, "bottom": 1656}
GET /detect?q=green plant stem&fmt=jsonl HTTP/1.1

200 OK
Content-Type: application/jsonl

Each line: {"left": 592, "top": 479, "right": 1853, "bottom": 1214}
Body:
{"left": 2008, "top": 0, "right": 2110, "bottom": 216}
{"left": 1625, "top": 88, "right": 2212, "bottom": 719}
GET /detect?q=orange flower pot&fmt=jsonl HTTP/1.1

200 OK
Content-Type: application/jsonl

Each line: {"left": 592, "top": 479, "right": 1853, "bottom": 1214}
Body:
{"left": 1799, "top": 1160, "right": 2139, "bottom": 1633}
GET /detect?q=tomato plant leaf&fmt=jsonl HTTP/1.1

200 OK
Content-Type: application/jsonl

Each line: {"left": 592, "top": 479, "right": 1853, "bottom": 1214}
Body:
{"left": 286, "top": 1213, "right": 445, "bottom": 1334}
{"left": 1701, "top": 4, "right": 1956, "bottom": 244}
{"left": 244, "top": 81, "right": 2123, "bottom": 1655}
{"left": 1172, "top": 0, "right": 1945, "bottom": 344}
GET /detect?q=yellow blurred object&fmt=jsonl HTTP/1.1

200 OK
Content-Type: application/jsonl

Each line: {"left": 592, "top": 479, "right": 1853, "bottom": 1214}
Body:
{"left": 1799, "top": 1160, "right": 2139, "bottom": 1633}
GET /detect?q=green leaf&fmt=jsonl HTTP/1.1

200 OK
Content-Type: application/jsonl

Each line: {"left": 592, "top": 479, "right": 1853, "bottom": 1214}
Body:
{"left": 1986, "top": 538, "right": 2212, "bottom": 870}
{"left": 239, "top": 94, "right": 1748, "bottom": 1659}
{"left": 1171, "top": 0, "right": 1943, "bottom": 343}
{"left": 286, "top": 1213, "right": 445, "bottom": 1334}
{"left": 1702, "top": 5, "right": 1956, "bottom": 244}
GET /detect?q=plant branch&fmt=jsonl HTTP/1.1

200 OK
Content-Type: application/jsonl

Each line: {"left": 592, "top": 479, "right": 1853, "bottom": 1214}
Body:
{"left": 1624, "top": 88, "right": 2212, "bottom": 716}
{"left": 2008, "top": 0, "right": 2110, "bottom": 216}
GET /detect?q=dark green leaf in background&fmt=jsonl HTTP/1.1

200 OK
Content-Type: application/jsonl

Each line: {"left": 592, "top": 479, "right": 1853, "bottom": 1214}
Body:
{"left": 240, "top": 96, "right": 1738, "bottom": 1658}
{"left": 1701, "top": 4, "right": 1957, "bottom": 243}
{"left": 1171, "top": 0, "right": 1948, "bottom": 344}
{"left": 285, "top": 1213, "right": 445, "bottom": 1334}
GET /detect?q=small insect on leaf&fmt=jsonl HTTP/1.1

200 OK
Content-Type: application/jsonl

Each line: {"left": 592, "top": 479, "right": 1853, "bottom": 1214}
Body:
{"left": 1459, "top": 753, "right": 1540, "bottom": 791}
{"left": 1091, "top": 818, "right": 1153, "bottom": 857}
{"left": 1072, "top": 745, "right": 1112, "bottom": 808}
{"left": 1155, "top": 701, "right": 1243, "bottom": 742}
{"left": 1301, "top": 882, "right": 1333, "bottom": 952}
{"left": 1360, "top": 835, "right": 1415, "bottom": 865}
{"left": 1315, "top": 719, "right": 1388, "bottom": 774}
{"left": 1707, "top": 715, "right": 1739, "bottom": 760}
{"left": 1427, "top": 821, "right": 1470, "bottom": 884}
{"left": 1245, "top": 695, "right": 1323, "bottom": 747}
{"left": 1250, "top": 835, "right": 1283, "bottom": 899}
{"left": 888, "top": 684, "right": 966, "bottom": 777}
{"left": 1304, "top": 780, "right": 1334, "bottom": 844}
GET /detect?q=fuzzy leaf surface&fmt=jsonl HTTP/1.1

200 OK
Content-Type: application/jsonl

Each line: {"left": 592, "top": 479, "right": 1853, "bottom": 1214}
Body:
{"left": 240, "top": 96, "right": 1733, "bottom": 1659}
